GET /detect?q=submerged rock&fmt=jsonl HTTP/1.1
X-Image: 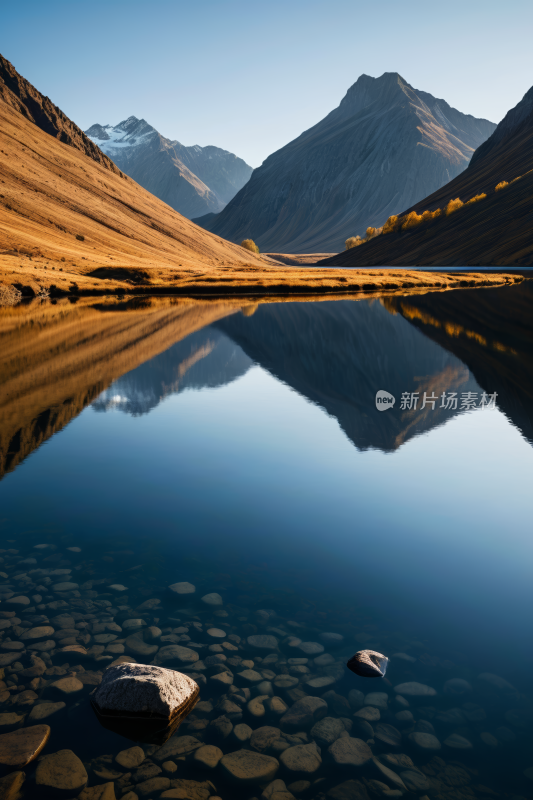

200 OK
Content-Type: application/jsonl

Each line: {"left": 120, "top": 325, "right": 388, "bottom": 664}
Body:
{"left": 0, "top": 725, "right": 51, "bottom": 767}
{"left": 220, "top": 749, "right": 279, "bottom": 784}
{"left": 92, "top": 663, "right": 199, "bottom": 744}
{"left": 347, "top": 650, "right": 388, "bottom": 678}
{"left": 35, "top": 749, "right": 88, "bottom": 795}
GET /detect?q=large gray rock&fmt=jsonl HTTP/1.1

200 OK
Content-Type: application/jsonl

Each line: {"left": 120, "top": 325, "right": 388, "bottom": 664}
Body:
{"left": 92, "top": 663, "right": 199, "bottom": 721}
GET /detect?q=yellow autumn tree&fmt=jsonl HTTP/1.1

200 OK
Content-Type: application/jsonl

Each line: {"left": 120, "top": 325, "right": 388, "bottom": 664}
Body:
{"left": 495, "top": 181, "right": 509, "bottom": 192}
{"left": 240, "top": 239, "right": 260, "bottom": 254}
{"left": 445, "top": 198, "right": 464, "bottom": 216}
{"left": 345, "top": 236, "right": 363, "bottom": 249}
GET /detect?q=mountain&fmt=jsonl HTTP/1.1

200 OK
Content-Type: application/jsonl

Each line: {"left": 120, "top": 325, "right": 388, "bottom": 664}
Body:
{"left": 195, "top": 72, "right": 496, "bottom": 253}
{"left": 324, "top": 84, "right": 533, "bottom": 266}
{"left": 86, "top": 116, "right": 253, "bottom": 219}
{"left": 0, "top": 53, "right": 272, "bottom": 298}
{"left": 0, "top": 296, "right": 241, "bottom": 480}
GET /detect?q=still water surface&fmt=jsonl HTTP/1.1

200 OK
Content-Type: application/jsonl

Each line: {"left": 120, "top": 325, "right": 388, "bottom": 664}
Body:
{"left": 1, "top": 282, "right": 532, "bottom": 799}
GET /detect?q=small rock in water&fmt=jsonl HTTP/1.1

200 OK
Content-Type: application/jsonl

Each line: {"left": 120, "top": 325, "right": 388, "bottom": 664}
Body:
{"left": 319, "top": 632, "right": 344, "bottom": 647}
{"left": 201, "top": 593, "right": 223, "bottom": 606}
{"left": 168, "top": 582, "right": 196, "bottom": 595}
{"left": 394, "top": 682, "right": 436, "bottom": 697}
{"left": 347, "top": 650, "right": 388, "bottom": 678}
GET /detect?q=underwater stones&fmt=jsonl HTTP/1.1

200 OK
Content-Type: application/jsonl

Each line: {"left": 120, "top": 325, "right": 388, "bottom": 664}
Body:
{"left": 49, "top": 676, "right": 84, "bottom": 696}
{"left": 233, "top": 723, "right": 253, "bottom": 743}
{"left": 28, "top": 702, "right": 66, "bottom": 722}
{"left": 394, "top": 682, "right": 436, "bottom": 697}
{"left": 374, "top": 723, "right": 402, "bottom": 748}
{"left": 237, "top": 668, "right": 263, "bottom": 685}
{"left": 443, "top": 733, "right": 473, "bottom": 750}
{"left": 443, "top": 678, "right": 472, "bottom": 695}
{"left": 201, "top": 593, "right": 223, "bottom": 606}
{"left": 247, "top": 635, "right": 279, "bottom": 651}
{"left": 351, "top": 719, "right": 374, "bottom": 742}
{"left": 408, "top": 732, "right": 441, "bottom": 752}
{"left": 108, "top": 584, "right": 127, "bottom": 593}
{"left": 0, "top": 771, "right": 25, "bottom": 800}
{"left": 52, "top": 582, "right": 79, "bottom": 592}
{"left": 298, "top": 642, "right": 324, "bottom": 656}
{"left": 168, "top": 582, "right": 196, "bottom": 596}
{"left": 250, "top": 726, "right": 281, "bottom": 753}
{"left": 19, "top": 625, "right": 54, "bottom": 640}
{"left": 153, "top": 645, "right": 199, "bottom": 667}
{"left": 310, "top": 716, "right": 345, "bottom": 747}
{"left": 314, "top": 653, "right": 335, "bottom": 667}
{"left": 348, "top": 689, "right": 364, "bottom": 710}
{"left": 347, "top": 651, "right": 388, "bottom": 678}
{"left": 193, "top": 744, "right": 223, "bottom": 769}
{"left": 0, "top": 654, "right": 22, "bottom": 668}
{"left": 328, "top": 737, "right": 372, "bottom": 767}
{"left": 248, "top": 695, "right": 269, "bottom": 718}
{"left": 30, "top": 743, "right": 81, "bottom": 793}
{"left": 280, "top": 742, "right": 322, "bottom": 775}
{"left": 305, "top": 676, "right": 337, "bottom": 693}
{"left": 135, "top": 777, "right": 170, "bottom": 797}
{"left": 281, "top": 697, "right": 328, "bottom": 731}
{"left": 319, "top": 632, "right": 344, "bottom": 647}
{"left": 206, "top": 628, "right": 226, "bottom": 640}
{"left": 394, "top": 710, "right": 414, "bottom": 727}
{"left": 115, "top": 746, "right": 145, "bottom": 769}
{"left": 153, "top": 735, "right": 202, "bottom": 762}
{"left": 354, "top": 707, "right": 380, "bottom": 723}
{"left": 5, "top": 596, "right": 30, "bottom": 608}
{"left": 220, "top": 749, "right": 279, "bottom": 784}
{"left": 125, "top": 633, "right": 158, "bottom": 658}
{"left": 364, "top": 692, "right": 388, "bottom": 709}
{"left": 79, "top": 784, "right": 116, "bottom": 800}
{"left": 122, "top": 619, "right": 146, "bottom": 632}
{"left": 0, "top": 714, "right": 24, "bottom": 731}
{"left": 0, "top": 725, "right": 50, "bottom": 767}
{"left": 476, "top": 673, "right": 516, "bottom": 693}
{"left": 267, "top": 696, "right": 288, "bottom": 717}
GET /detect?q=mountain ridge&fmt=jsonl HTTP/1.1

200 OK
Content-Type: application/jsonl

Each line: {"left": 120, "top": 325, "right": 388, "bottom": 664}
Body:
{"left": 86, "top": 115, "right": 253, "bottom": 219}
{"left": 195, "top": 72, "right": 496, "bottom": 252}
{"left": 322, "top": 82, "right": 533, "bottom": 266}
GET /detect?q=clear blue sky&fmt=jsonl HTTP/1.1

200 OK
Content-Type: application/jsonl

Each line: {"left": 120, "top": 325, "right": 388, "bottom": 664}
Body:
{"left": 3, "top": 0, "right": 532, "bottom": 167}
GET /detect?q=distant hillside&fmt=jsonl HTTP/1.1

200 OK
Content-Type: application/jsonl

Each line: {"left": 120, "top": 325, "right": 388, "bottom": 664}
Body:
{"left": 86, "top": 116, "right": 252, "bottom": 218}
{"left": 195, "top": 73, "right": 495, "bottom": 252}
{"left": 323, "top": 84, "right": 533, "bottom": 266}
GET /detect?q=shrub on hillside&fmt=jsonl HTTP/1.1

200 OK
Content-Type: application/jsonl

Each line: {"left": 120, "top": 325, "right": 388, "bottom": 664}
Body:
{"left": 76, "top": 234, "right": 85, "bottom": 241}
{"left": 445, "top": 198, "right": 464, "bottom": 216}
{"left": 466, "top": 193, "right": 487, "bottom": 205}
{"left": 240, "top": 239, "right": 260, "bottom": 254}
{"left": 382, "top": 215, "right": 400, "bottom": 235}
{"left": 365, "top": 227, "right": 379, "bottom": 240}
{"left": 402, "top": 212, "right": 424, "bottom": 230}
{"left": 345, "top": 236, "right": 363, "bottom": 249}
{"left": 495, "top": 181, "right": 509, "bottom": 191}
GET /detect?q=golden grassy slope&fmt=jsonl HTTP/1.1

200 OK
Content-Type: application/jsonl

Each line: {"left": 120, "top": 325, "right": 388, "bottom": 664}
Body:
{"left": 0, "top": 95, "right": 523, "bottom": 297}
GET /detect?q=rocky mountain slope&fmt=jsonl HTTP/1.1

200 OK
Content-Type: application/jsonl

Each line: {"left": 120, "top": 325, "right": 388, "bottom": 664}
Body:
{"left": 86, "top": 116, "right": 252, "bottom": 218}
{"left": 325, "top": 84, "right": 533, "bottom": 266}
{"left": 196, "top": 72, "right": 495, "bottom": 252}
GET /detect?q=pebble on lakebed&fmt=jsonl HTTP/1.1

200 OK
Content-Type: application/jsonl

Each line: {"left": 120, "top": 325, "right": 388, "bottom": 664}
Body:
{"left": 0, "top": 541, "right": 530, "bottom": 800}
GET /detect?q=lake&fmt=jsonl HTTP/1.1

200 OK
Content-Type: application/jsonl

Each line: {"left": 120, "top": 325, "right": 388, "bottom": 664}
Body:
{"left": 1, "top": 281, "right": 532, "bottom": 800}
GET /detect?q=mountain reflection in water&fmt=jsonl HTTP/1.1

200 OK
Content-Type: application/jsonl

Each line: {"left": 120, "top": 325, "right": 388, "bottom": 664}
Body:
{"left": 1, "top": 281, "right": 532, "bottom": 483}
